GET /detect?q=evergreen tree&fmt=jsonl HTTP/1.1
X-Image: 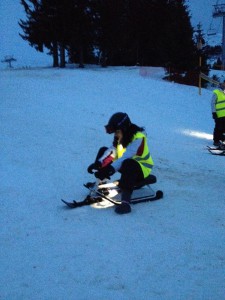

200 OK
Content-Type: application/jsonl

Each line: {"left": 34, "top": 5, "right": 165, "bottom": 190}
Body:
{"left": 92, "top": 0, "right": 128, "bottom": 66}
{"left": 126, "top": 0, "right": 156, "bottom": 66}
{"left": 19, "top": 0, "right": 63, "bottom": 67}
{"left": 19, "top": 0, "right": 209, "bottom": 85}
{"left": 66, "top": 0, "right": 96, "bottom": 67}
{"left": 165, "top": 0, "right": 196, "bottom": 70}
{"left": 19, "top": 0, "right": 95, "bottom": 67}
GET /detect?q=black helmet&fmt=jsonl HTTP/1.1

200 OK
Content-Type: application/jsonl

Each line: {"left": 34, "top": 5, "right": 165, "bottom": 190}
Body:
{"left": 105, "top": 112, "right": 131, "bottom": 134}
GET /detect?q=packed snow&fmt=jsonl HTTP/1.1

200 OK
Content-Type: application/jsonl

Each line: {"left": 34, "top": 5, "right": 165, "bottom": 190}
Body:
{"left": 1, "top": 65, "right": 225, "bottom": 300}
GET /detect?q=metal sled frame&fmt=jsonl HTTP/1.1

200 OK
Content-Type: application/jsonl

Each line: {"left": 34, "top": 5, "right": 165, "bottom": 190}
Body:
{"left": 86, "top": 174, "right": 157, "bottom": 205}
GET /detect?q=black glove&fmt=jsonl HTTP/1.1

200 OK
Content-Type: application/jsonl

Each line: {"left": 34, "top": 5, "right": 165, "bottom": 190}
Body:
{"left": 212, "top": 112, "right": 217, "bottom": 119}
{"left": 87, "top": 161, "right": 102, "bottom": 174}
{"left": 94, "top": 165, "right": 115, "bottom": 180}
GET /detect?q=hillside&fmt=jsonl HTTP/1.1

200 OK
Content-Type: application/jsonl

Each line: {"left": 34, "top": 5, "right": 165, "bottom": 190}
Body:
{"left": 0, "top": 66, "right": 225, "bottom": 300}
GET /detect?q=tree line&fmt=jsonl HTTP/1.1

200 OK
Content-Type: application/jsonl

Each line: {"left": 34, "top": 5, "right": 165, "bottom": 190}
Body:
{"left": 19, "top": 0, "right": 209, "bottom": 83}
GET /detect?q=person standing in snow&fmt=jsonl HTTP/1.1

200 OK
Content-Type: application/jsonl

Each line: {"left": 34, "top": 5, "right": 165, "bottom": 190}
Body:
{"left": 211, "top": 81, "right": 225, "bottom": 146}
{"left": 87, "top": 112, "right": 154, "bottom": 214}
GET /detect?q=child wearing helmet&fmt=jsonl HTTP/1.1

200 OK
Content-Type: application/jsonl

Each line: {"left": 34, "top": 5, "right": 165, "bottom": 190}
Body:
{"left": 87, "top": 112, "right": 154, "bottom": 214}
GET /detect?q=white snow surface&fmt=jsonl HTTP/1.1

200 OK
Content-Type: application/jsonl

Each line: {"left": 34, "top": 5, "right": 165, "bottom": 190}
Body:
{"left": 1, "top": 65, "right": 225, "bottom": 300}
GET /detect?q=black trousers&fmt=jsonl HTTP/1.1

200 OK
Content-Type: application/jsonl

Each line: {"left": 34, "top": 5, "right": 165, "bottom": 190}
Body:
{"left": 119, "top": 159, "right": 144, "bottom": 191}
{"left": 213, "top": 117, "right": 225, "bottom": 143}
{"left": 95, "top": 147, "right": 144, "bottom": 192}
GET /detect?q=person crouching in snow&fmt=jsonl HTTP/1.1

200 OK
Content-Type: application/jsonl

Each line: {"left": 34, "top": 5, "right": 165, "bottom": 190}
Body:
{"left": 87, "top": 112, "right": 154, "bottom": 214}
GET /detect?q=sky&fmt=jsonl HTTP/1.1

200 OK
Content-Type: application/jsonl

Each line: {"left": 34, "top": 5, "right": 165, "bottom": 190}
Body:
{"left": 1, "top": 64, "right": 225, "bottom": 299}
{"left": 187, "top": 0, "right": 222, "bottom": 31}
{"left": 0, "top": 0, "right": 223, "bottom": 68}
{"left": 0, "top": 1, "right": 52, "bottom": 67}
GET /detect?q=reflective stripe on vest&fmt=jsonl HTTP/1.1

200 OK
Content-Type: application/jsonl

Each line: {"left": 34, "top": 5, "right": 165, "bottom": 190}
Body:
{"left": 214, "top": 89, "right": 225, "bottom": 118}
{"left": 132, "top": 132, "right": 154, "bottom": 178}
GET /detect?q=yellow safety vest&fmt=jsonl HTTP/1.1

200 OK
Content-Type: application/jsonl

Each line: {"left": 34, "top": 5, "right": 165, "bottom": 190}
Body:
{"left": 116, "top": 132, "right": 154, "bottom": 178}
{"left": 116, "top": 144, "right": 126, "bottom": 159}
{"left": 132, "top": 132, "right": 154, "bottom": 178}
{"left": 214, "top": 89, "right": 225, "bottom": 118}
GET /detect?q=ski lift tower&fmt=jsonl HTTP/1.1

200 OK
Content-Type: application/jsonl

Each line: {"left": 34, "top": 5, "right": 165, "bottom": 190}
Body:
{"left": 213, "top": 3, "right": 225, "bottom": 69}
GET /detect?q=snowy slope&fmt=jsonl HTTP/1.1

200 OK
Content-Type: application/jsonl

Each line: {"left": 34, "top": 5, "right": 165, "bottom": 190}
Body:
{"left": 0, "top": 66, "right": 225, "bottom": 300}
